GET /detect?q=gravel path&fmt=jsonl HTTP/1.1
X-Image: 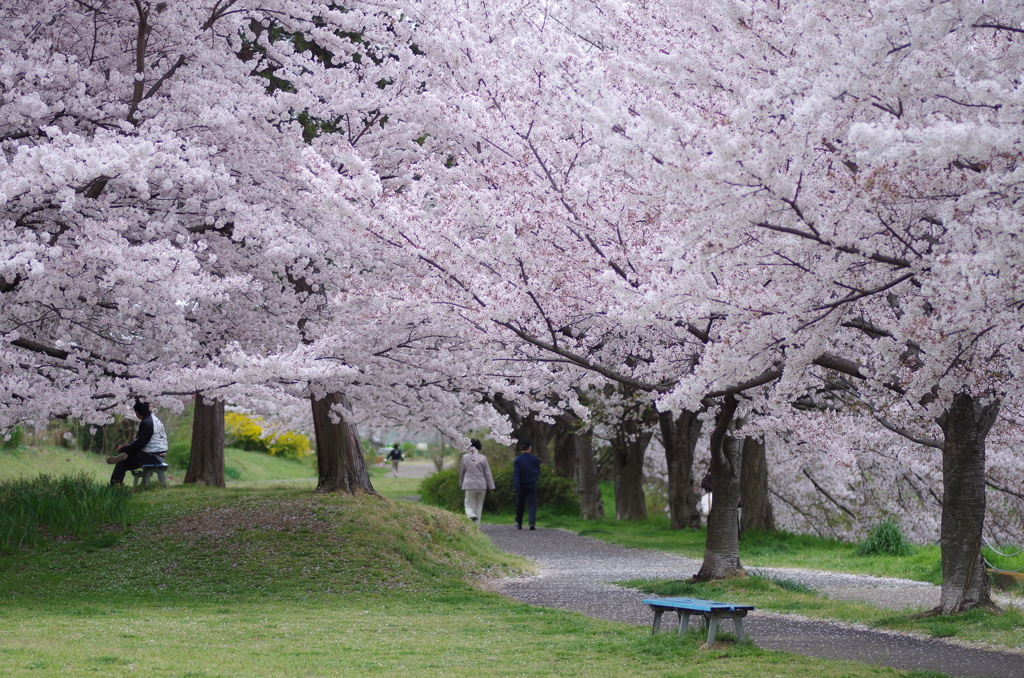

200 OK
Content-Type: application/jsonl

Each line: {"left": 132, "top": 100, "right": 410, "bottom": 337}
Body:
{"left": 482, "top": 524, "right": 1024, "bottom": 678}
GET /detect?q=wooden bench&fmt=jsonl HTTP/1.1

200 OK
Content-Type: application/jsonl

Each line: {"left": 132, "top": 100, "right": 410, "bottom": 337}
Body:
{"left": 131, "top": 462, "right": 169, "bottom": 488}
{"left": 642, "top": 597, "right": 754, "bottom": 645}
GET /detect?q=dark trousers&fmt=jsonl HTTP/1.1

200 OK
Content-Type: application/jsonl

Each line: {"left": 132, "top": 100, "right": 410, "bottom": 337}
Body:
{"left": 515, "top": 482, "right": 537, "bottom": 527}
{"left": 110, "top": 451, "right": 163, "bottom": 485}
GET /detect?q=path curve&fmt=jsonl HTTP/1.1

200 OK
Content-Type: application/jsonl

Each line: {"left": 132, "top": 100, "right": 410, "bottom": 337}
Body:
{"left": 481, "top": 524, "right": 1024, "bottom": 678}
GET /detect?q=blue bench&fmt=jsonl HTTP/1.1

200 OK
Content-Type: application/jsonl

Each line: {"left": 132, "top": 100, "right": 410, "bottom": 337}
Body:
{"left": 642, "top": 597, "right": 754, "bottom": 645}
{"left": 131, "top": 462, "right": 169, "bottom": 488}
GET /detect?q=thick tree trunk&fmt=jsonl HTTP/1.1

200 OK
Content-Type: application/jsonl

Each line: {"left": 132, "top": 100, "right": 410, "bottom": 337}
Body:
{"left": 739, "top": 436, "right": 775, "bottom": 534}
{"left": 694, "top": 397, "right": 745, "bottom": 581}
{"left": 933, "top": 393, "right": 999, "bottom": 614}
{"left": 526, "top": 419, "right": 553, "bottom": 466}
{"left": 551, "top": 414, "right": 578, "bottom": 479}
{"left": 658, "top": 409, "right": 702, "bottom": 530}
{"left": 184, "top": 395, "right": 225, "bottom": 487}
{"left": 575, "top": 426, "right": 604, "bottom": 520}
{"left": 611, "top": 417, "right": 651, "bottom": 521}
{"left": 310, "top": 392, "right": 375, "bottom": 494}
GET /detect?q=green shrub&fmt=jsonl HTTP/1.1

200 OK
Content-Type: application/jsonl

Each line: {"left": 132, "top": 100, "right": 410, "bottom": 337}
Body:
{"left": 165, "top": 440, "right": 192, "bottom": 470}
{"left": 419, "top": 461, "right": 579, "bottom": 516}
{"left": 419, "top": 468, "right": 463, "bottom": 511}
{"left": 857, "top": 518, "right": 914, "bottom": 556}
{"left": 75, "top": 417, "right": 135, "bottom": 456}
{"left": 2, "top": 425, "right": 23, "bottom": 450}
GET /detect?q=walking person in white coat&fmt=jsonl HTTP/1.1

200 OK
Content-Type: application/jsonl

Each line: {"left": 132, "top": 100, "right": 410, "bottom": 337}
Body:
{"left": 460, "top": 439, "right": 495, "bottom": 525}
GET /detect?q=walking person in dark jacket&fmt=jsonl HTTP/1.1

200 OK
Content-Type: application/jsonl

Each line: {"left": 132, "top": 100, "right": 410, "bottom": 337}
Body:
{"left": 512, "top": 439, "right": 541, "bottom": 530}
{"left": 386, "top": 443, "right": 404, "bottom": 477}
{"left": 107, "top": 401, "right": 168, "bottom": 485}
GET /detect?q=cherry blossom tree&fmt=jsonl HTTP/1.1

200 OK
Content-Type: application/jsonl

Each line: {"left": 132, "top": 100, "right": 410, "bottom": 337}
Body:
{"left": 391, "top": 0, "right": 1024, "bottom": 600}
{"left": 5, "top": 0, "right": 1023, "bottom": 613}
{"left": 0, "top": 0, "right": 466, "bottom": 493}
{"left": 575, "top": 0, "right": 1024, "bottom": 610}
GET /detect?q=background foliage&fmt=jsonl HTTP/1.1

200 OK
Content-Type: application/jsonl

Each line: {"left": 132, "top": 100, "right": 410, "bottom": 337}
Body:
{"left": 224, "top": 412, "right": 312, "bottom": 460}
{"left": 420, "top": 462, "right": 579, "bottom": 516}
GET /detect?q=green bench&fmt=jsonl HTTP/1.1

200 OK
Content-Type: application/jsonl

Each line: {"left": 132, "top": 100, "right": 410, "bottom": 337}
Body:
{"left": 642, "top": 597, "right": 754, "bottom": 645}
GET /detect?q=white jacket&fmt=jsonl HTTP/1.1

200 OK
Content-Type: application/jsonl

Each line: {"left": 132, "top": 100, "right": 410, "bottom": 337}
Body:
{"left": 459, "top": 451, "right": 495, "bottom": 490}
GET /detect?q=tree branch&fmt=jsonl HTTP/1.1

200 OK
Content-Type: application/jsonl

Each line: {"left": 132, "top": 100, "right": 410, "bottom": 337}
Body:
{"left": 986, "top": 477, "right": 1024, "bottom": 501}
{"left": 493, "top": 320, "right": 667, "bottom": 392}
{"left": 704, "top": 367, "right": 783, "bottom": 399}
{"left": 127, "top": 0, "right": 149, "bottom": 125}
{"left": 802, "top": 468, "right": 858, "bottom": 518}
{"left": 871, "top": 414, "right": 943, "bottom": 449}
{"left": 973, "top": 22, "right": 1024, "bottom": 35}
{"left": 756, "top": 221, "right": 912, "bottom": 268}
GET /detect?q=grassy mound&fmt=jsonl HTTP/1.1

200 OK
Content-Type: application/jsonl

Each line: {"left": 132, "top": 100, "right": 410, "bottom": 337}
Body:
{"left": 0, "top": 485, "right": 968, "bottom": 677}
{"left": 0, "top": 486, "right": 523, "bottom": 604}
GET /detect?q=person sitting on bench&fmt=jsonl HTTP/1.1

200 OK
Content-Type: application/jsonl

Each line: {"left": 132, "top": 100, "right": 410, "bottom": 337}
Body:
{"left": 107, "top": 400, "right": 168, "bottom": 486}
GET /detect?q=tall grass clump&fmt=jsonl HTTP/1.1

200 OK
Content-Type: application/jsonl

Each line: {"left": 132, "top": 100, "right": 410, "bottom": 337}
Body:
{"left": 749, "top": 570, "right": 817, "bottom": 594}
{"left": 857, "top": 518, "right": 914, "bottom": 557}
{"left": 0, "top": 472, "right": 131, "bottom": 550}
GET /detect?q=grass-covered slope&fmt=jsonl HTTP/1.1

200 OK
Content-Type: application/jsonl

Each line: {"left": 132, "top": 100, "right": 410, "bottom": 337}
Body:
{"left": 0, "top": 445, "right": 317, "bottom": 485}
{"left": 0, "top": 446, "right": 116, "bottom": 483}
{"left": 0, "top": 485, "right": 948, "bottom": 678}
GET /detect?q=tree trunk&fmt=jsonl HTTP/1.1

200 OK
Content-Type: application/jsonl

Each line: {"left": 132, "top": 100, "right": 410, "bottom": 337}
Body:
{"left": 431, "top": 432, "right": 445, "bottom": 472}
{"left": 658, "top": 409, "right": 702, "bottom": 530}
{"left": 526, "top": 419, "right": 553, "bottom": 466}
{"left": 310, "top": 392, "right": 375, "bottom": 494}
{"left": 933, "top": 393, "right": 999, "bottom": 614}
{"left": 575, "top": 426, "right": 604, "bottom": 520}
{"left": 611, "top": 413, "right": 652, "bottom": 521}
{"left": 551, "top": 414, "right": 578, "bottom": 479}
{"left": 739, "top": 435, "right": 775, "bottom": 533}
{"left": 184, "top": 395, "right": 225, "bottom": 487}
{"left": 694, "top": 396, "right": 745, "bottom": 581}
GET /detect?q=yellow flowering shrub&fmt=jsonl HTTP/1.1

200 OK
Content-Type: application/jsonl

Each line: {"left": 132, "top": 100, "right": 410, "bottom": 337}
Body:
{"left": 265, "top": 430, "right": 312, "bottom": 460}
{"left": 224, "top": 413, "right": 311, "bottom": 459}
{"left": 224, "top": 412, "right": 266, "bottom": 451}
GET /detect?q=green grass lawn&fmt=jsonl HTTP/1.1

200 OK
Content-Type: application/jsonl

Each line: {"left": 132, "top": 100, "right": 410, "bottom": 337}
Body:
{"left": 221, "top": 448, "right": 317, "bottom": 486}
{"left": 0, "top": 445, "right": 319, "bottom": 486}
{"left": 1, "top": 448, "right": 1016, "bottom": 674}
{"left": 0, "top": 445, "right": 432, "bottom": 495}
{"left": 366, "top": 463, "right": 431, "bottom": 500}
{"left": 0, "top": 481, "right": 952, "bottom": 677}
{"left": 0, "top": 445, "right": 114, "bottom": 483}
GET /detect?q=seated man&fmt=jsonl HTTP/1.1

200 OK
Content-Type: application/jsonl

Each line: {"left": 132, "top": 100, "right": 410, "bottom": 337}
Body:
{"left": 107, "top": 400, "right": 168, "bottom": 485}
